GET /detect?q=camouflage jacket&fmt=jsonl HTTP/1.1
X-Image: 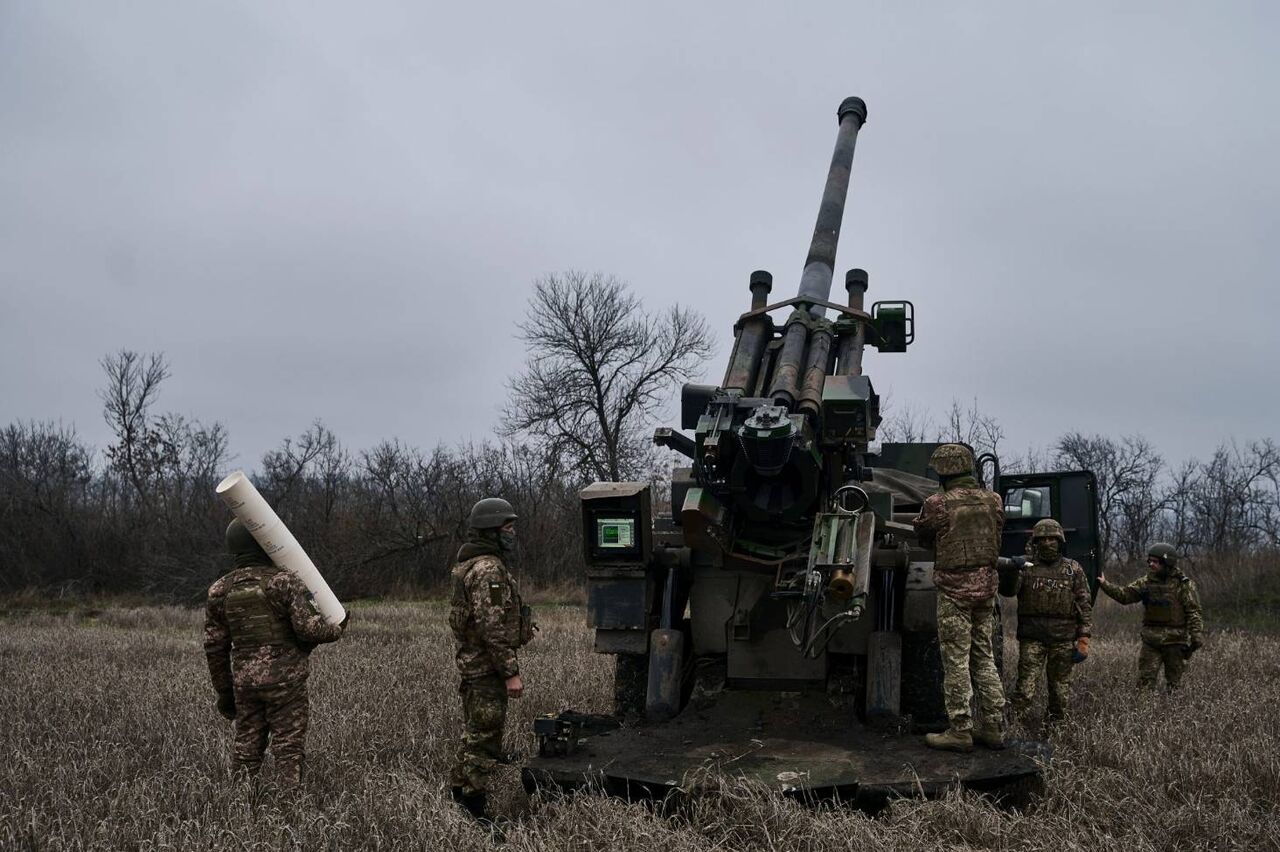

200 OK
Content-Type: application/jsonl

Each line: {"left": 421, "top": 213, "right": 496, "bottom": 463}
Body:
{"left": 913, "top": 480, "right": 1004, "bottom": 603}
{"left": 204, "top": 563, "right": 344, "bottom": 692}
{"left": 1011, "top": 557, "right": 1092, "bottom": 642}
{"left": 1098, "top": 571, "right": 1203, "bottom": 646}
{"left": 449, "top": 553, "right": 529, "bottom": 680}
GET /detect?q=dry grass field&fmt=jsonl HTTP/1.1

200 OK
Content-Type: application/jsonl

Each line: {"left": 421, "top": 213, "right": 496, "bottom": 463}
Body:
{"left": 2, "top": 598, "right": 1279, "bottom": 851}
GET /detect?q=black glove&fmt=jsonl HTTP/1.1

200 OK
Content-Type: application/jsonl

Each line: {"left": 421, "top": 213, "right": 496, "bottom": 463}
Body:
{"left": 216, "top": 692, "right": 236, "bottom": 720}
{"left": 340, "top": 611, "right": 351, "bottom": 630}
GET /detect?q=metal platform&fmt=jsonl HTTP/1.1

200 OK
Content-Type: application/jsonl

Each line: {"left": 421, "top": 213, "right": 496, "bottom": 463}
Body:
{"left": 522, "top": 691, "right": 1047, "bottom": 811}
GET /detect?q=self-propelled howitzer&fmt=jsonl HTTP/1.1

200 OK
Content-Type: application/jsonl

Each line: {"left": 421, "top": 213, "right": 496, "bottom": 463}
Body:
{"left": 524, "top": 97, "right": 1100, "bottom": 809}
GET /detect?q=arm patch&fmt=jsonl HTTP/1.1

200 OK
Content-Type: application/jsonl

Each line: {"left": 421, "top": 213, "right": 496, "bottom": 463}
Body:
{"left": 489, "top": 581, "right": 504, "bottom": 605}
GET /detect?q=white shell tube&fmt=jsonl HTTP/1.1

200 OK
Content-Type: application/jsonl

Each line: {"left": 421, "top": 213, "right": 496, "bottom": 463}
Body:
{"left": 215, "top": 470, "right": 346, "bottom": 625}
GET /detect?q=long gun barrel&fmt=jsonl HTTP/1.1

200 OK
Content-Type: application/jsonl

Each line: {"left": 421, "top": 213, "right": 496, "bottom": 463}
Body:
{"left": 767, "top": 97, "right": 867, "bottom": 409}
{"left": 798, "top": 97, "right": 868, "bottom": 316}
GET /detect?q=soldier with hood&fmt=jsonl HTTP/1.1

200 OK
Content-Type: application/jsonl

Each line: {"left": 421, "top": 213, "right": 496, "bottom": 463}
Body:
{"left": 204, "top": 518, "right": 348, "bottom": 784}
{"left": 448, "top": 497, "right": 535, "bottom": 829}
{"left": 1098, "top": 542, "right": 1203, "bottom": 690}
{"left": 1006, "top": 518, "right": 1092, "bottom": 728}
{"left": 912, "top": 443, "right": 1007, "bottom": 753}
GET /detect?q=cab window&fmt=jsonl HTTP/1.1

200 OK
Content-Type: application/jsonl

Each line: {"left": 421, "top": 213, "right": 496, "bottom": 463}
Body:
{"left": 1004, "top": 486, "right": 1053, "bottom": 519}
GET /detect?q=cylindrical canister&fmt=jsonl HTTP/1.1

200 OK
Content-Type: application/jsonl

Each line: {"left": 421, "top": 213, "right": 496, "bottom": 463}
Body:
{"left": 215, "top": 470, "right": 346, "bottom": 625}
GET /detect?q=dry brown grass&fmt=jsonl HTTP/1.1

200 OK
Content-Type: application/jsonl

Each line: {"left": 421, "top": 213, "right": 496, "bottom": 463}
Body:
{"left": 2, "top": 601, "right": 1279, "bottom": 851}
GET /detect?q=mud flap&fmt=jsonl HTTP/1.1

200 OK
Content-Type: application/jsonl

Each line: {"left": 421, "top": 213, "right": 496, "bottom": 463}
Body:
{"left": 646, "top": 628, "right": 684, "bottom": 721}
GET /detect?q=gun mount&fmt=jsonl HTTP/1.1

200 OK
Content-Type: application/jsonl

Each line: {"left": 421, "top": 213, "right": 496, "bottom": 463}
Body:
{"left": 524, "top": 98, "right": 1098, "bottom": 810}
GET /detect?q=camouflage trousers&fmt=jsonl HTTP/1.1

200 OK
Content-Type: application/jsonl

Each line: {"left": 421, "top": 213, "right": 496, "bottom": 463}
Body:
{"left": 1138, "top": 641, "right": 1188, "bottom": 690}
{"left": 232, "top": 678, "right": 308, "bottom": 784}
{"left": 1011, "top": 639, "right": 1075, "bottom": 722}
{"left": 936, "top": 593, "right": 1005, "bottom": 731}
{"left": 450, "top": 674, "right": 509, "bottom": 796}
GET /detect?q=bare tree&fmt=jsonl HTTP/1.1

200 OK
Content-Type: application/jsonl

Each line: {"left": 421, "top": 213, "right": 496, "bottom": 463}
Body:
{"left": 1054, "top": 432, "right": 1163, "bottom": 564}
{"left": 261, "top": 421, "right": 343, "bottom": 510}
{"left": 938, "top": 397, "right": 1004, "bottom": 458}
{"left": 1185, "top": 440, "right": 1280, "bottom": 554}
{"left": 876, "top": 396, "right": 1003, "bottom": 459}
{"left": 99, "top": 351, "right": 172, "bottom": 510}
{"left": 1160, "top": 459, "right": 1201, "bottom": 554}
{"left": 999, "top": 445, "right": 1054, "bottom": 476}
{"left": 503, "top": 271, "right": 714, "bottom": 482}
{"left": 0, "top": 421, "right": 94, "bottom": 590}
{"left": 355, "top": 440, "right": 452, "bottom": 571}
{"left": 876, "top": 393, "right": 936, "bottom": 444}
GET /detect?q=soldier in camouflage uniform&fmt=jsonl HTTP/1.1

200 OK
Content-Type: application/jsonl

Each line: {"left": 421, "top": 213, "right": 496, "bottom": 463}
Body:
{"left": 912, "top": 443, "right": 1007, "bottom": 752}
{"left": 448, "top": 497, "right": 535, "bottom": 827}
{"left": 1005, "top": 518, "right": 1092, "bottom": 729}
{"left": 1098, "top": 542, "right": 1203, "bottom": 690}
{"left": 204, "top": 519, "right": 347, "bottom": 785}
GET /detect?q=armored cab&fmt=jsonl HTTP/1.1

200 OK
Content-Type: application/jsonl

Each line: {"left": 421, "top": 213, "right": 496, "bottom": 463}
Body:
{"left": 524, "top": 98, "right": 1099, "bottom": 809}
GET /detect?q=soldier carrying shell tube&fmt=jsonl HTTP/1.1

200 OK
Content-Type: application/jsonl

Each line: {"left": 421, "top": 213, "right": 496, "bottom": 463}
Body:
{"left": 204, "top": 519, "right": 348, "bottom": 785}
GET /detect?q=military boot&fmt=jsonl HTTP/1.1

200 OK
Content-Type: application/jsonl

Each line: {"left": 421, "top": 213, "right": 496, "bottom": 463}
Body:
{"left": 451, "top": 786, "right": 487, "bottom": 820}
{"left": 451, "top": 788, "right": 503, "bottom": 834}
{"left": 925, "top": 727, "right": 974, "bottom": 753}
{"left": 276, "top": 758, "right": 304, "bottom": 787}
{"left": 973, "top": 723, "right": 1006, "bottom": 750}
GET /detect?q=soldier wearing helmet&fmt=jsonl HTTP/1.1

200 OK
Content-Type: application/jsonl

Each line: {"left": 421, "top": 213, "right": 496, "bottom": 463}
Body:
{"left": 1004, "top": 518, "right": 1092, "bottom": 729}
{"left": 912, "top": 443, "right": 1007, "bottom": 753}
{"left": 203, "top": 519, "right": 348, "bottom": 785}
{"left": 1098, "top": 542, "right": 1203, "bottom": 690}
{"left": 448, "top": 497, "right": 536, "bottom": 830}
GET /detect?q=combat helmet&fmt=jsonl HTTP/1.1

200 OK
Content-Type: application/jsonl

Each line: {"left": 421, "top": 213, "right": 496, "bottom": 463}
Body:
{"left": 1147, "top": 542, "right": 1178, "bottom": 570}
{"left": 225, "top": 518, "right": 270, "bottom": 567}
{"left": 1030, "top": 518, "right": 1066, "bottom": 542}
{"left": 468, "top": 497, "right": 518, "bottom": 530}
{"left": 929, "top": 443, "right": 974, "bottom": 477}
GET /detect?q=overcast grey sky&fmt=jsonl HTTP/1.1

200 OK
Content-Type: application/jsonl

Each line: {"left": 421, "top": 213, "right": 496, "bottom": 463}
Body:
{"left": 2, "top": 2, "right": 1276, "bottom": 470}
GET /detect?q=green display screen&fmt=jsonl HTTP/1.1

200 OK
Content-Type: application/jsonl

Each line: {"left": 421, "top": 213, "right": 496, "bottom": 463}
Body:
{"left": 596, "top": 517, "right": 636, "bottom": 549}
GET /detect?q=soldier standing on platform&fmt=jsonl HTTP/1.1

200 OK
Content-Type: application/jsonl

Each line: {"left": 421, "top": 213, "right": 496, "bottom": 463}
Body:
{"left": 912, "top": 443, "right": 1007, "bottom": 753}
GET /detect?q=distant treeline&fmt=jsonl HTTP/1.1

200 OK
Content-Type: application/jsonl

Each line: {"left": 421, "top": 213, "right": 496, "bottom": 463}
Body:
{"left": 0, "top": 417, "right": 583, "bottom": 602}
{"left": 3, "top": 351, "right": 1278, "bottom": 603}
{"left": 881, "top": 398, "right": 1280, "bottom": 565}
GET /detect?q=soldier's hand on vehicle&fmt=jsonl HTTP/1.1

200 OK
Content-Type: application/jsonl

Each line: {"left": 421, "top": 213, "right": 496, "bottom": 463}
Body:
{"left": 216, "top": 692, "right": 236, "bottom": 720}
{"left": 505, "top": 674, "right": 525, "bottom": 699}
{"left": 1097, "top": 572, "right": 1106, "bottom": 584}
{"left": 1072, "top": 636, "right": 1090, "bottom": 664}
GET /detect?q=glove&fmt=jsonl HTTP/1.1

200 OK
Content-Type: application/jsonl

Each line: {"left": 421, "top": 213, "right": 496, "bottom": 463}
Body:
{"left": 1072, "top": 636, "right": 1090, "bottom": 664}
{"left": 216, "top": 692, "right": 236, "bottom": 720}
{"left": 1184, "top": 637, "right": 1202, "bottom": 660}
{"left": 340, "top": 611, "right": 351, "bottom": 630}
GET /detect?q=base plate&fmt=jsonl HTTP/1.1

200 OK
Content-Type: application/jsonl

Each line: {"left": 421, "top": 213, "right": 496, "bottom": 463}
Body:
{"left": 522, "top": 691, "right": 1047, "bottom": 810}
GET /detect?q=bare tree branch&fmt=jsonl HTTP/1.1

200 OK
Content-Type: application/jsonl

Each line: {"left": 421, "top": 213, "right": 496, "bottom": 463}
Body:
{"left": 502, "top": 271, "right": 714, "bottom": 481}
